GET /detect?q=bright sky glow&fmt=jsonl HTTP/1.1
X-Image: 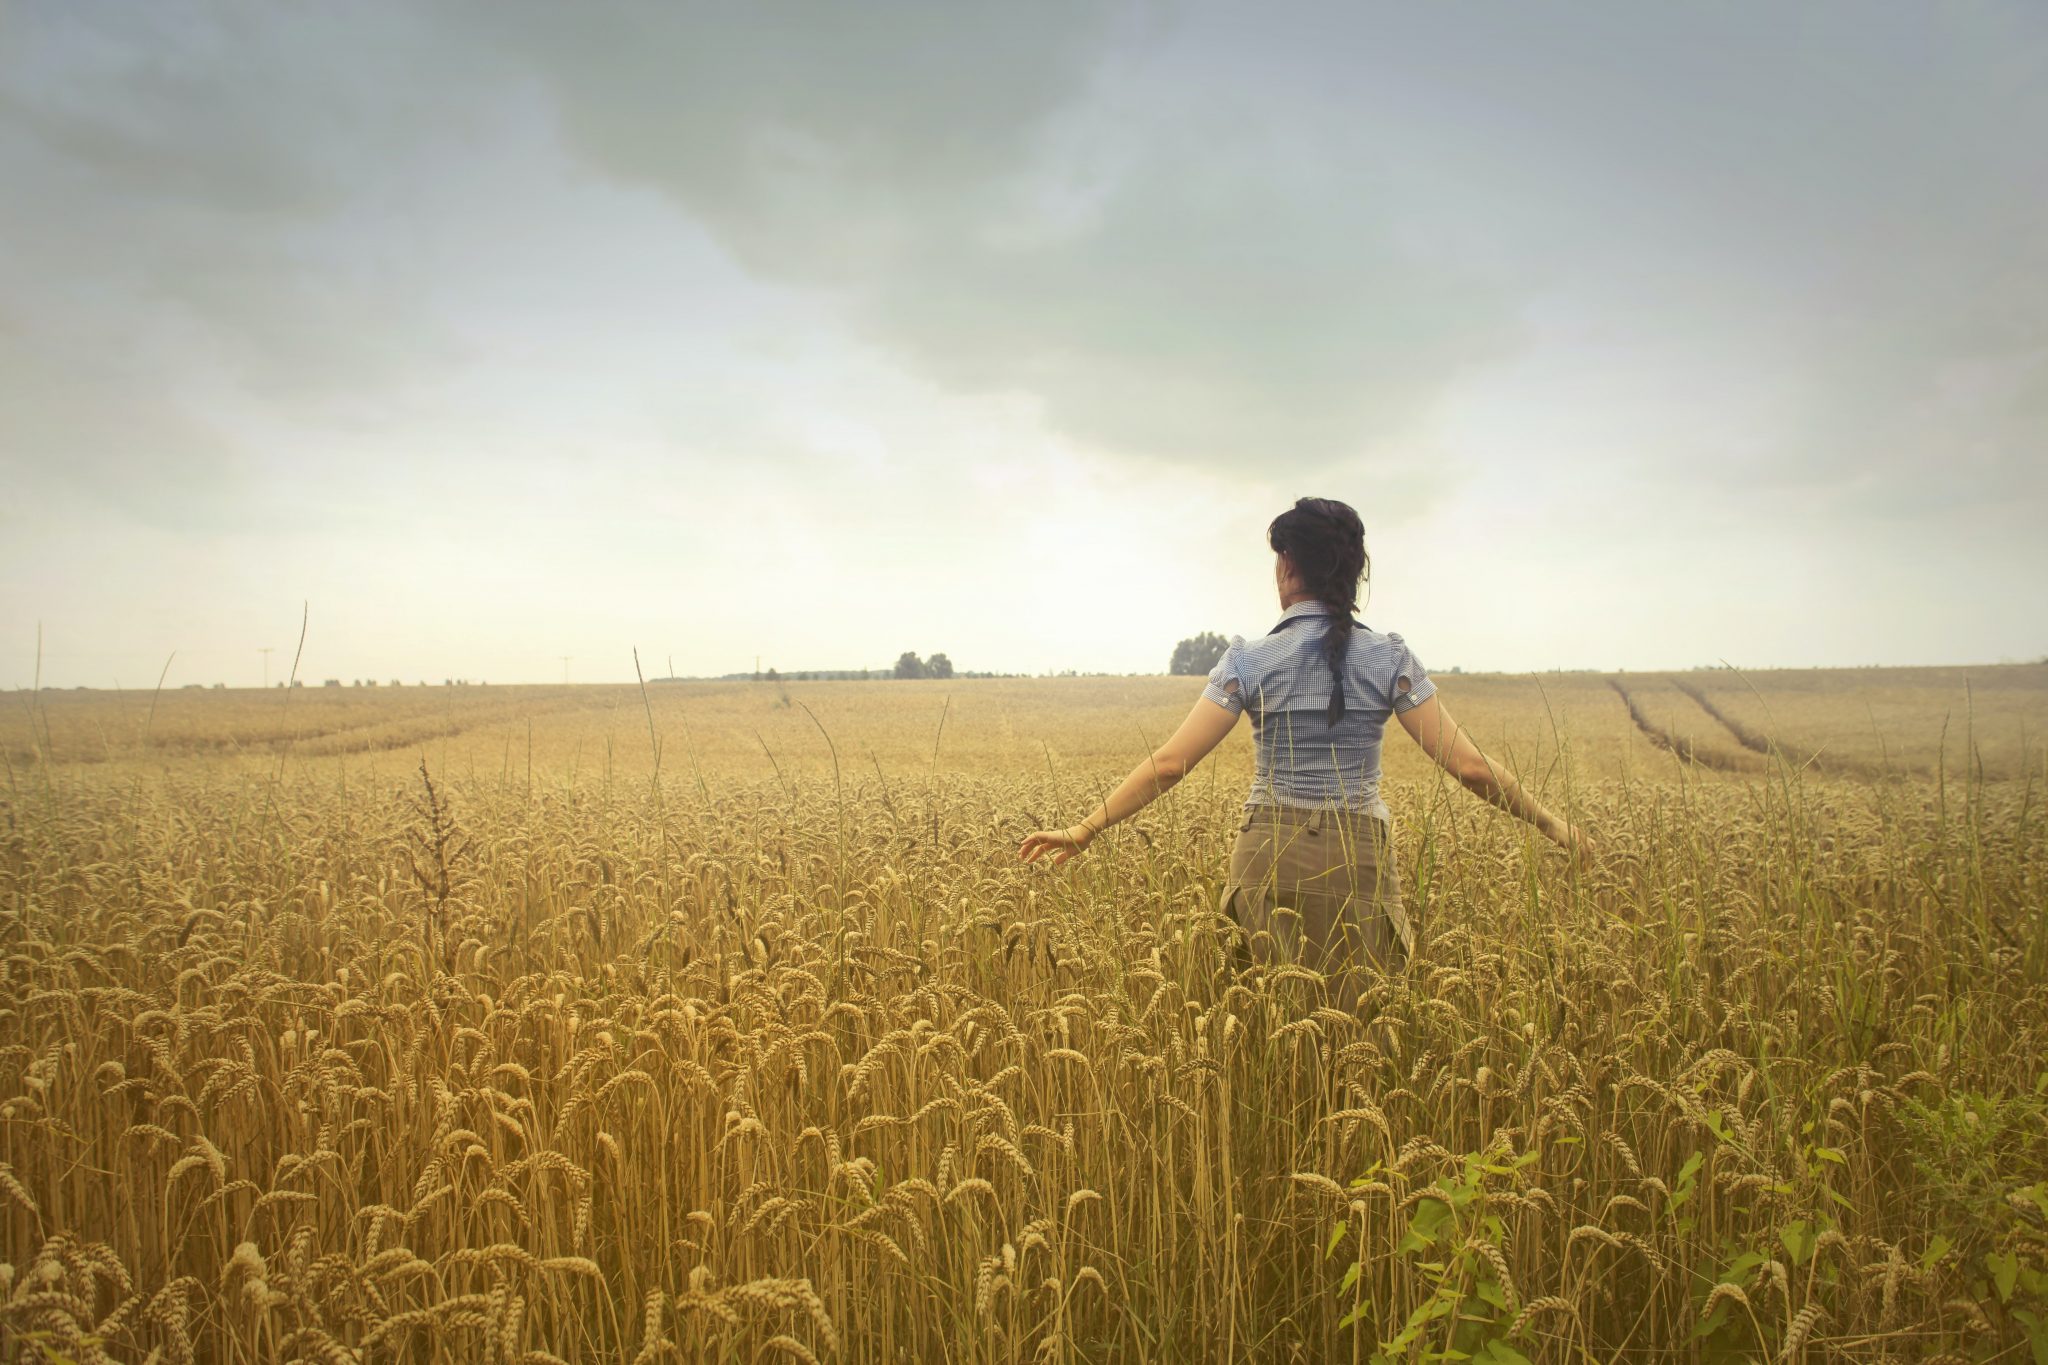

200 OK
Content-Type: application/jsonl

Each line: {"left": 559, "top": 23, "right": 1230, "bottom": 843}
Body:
{"left": 3, "top": 2, "right": 2044, "bottom": 687}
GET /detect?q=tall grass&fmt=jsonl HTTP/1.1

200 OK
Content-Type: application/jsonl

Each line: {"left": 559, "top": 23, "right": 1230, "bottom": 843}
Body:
{"left": 0, "top": 706, "right": 2043, "bottom": 1361}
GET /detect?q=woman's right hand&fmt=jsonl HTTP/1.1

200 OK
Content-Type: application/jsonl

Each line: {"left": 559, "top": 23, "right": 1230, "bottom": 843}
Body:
{"left": 1552, "top": 820, "right": 1597, "bottom": 864}
{"left": 1019, "top": 825, "right": 1096, "bottom": 866}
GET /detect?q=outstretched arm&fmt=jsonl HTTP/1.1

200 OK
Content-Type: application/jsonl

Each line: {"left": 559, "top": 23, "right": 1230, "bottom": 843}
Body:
{"left": 1397, "top": 694, "right": 1592, "bottom": 858}
{"left": 1019, "top": 695, "right": 1240, "bottom": 865}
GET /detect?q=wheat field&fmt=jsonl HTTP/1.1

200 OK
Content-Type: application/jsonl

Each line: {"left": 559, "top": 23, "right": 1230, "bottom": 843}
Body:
{"left": 1, "top": 667, "right": 2044, "bottom": 1362}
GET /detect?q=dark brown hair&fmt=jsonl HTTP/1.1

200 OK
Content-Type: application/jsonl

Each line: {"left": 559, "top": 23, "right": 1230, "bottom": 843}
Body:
{"left": 1267, "top": 496, "right": 1369, "bottom": 724}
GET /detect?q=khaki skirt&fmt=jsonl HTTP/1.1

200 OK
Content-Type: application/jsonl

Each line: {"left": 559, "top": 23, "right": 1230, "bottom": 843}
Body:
{"left": 1219, "top": 802, "right": 1414, "bottom": 995}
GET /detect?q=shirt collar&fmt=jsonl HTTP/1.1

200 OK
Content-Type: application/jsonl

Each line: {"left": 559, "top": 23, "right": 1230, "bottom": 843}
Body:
{"left": 1277, "top": 599, "right": 1333, "bottom": 622}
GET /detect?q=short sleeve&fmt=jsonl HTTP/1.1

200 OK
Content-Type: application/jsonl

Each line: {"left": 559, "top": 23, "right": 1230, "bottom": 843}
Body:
{"left": 1386, "top": 632, "right": 1437, "bottom": 714}
{"left": 1200, "top": 635, "right": 1248, "bottom": 715}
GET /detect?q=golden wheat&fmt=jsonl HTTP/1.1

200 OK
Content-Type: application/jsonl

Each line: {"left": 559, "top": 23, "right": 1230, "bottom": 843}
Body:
{"left": 0, "top": 675, "right": 2042, "bottom": 1360}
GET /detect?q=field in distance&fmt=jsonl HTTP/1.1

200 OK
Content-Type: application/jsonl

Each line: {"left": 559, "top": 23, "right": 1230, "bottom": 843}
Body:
{"left": 0, "top": 665, "right": 2043, "bottom": 1362}
{"left": 9, "top": 661, "right": 2045, "bottom": 783}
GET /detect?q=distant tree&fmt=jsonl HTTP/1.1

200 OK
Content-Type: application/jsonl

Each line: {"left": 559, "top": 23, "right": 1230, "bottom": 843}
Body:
{"left": 894, "top": 652, "right": 925, "bottom": 680}
{"left": 925, "top": 652, "right": 954, "bottom": 679}
{"left": 1169, "top": 632, "right": 1229, "bottom": 676}
{"left": 765, "top": 667, "right": 780, "bottom": 683}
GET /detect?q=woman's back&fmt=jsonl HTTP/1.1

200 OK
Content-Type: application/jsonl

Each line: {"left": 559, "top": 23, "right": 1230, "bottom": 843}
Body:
{"left": 1201, "top": 599, "right": 1435, "bottom": 815}
{"left": 1019, "top": 494, "right": 1587, "bottom": 985}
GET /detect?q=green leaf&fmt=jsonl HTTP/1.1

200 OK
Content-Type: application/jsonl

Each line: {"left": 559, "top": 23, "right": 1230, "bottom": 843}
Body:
{"left": 1988, "top": 1249, "right": 2020, "bottom": 1303}
{"left": 1779, "top": 1220, "right": 1816, "bottom": 1266}
{"left": 1398, "top": 1197, "right": 1456, "bottom": 1254}
{"left": 1338, "top": 1299, "right": 1373, "bottom": 1330}
{"left": 1722, "top": 1250, "right": 1767, "bottom": 1283}
{"left": 1340, "top": 1262, "right": 1360, "bottom": 1294}
{"left": 1920, "top": 1234, "right": 1953, "bottom": 1271}
{"left": 1385, "top": 1321, "right": 1425, "bottom": 1351}
{"left": 1811, "top": 1146, "right": 1846, "bottom": 1165}
{"left": 1326, "top": 1221, "right": 1349, "bottom": 1259}
{"left": 2010, "top": 1308, "right": 2048, "bottom": 1365}
{"left": 1476, "top": 1342, "right": 1534, "bottom": 1365}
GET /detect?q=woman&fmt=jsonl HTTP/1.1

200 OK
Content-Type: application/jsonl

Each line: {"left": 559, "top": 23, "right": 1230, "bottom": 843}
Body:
{"left": 1019, "top": 497, "right": 1590, "bottom": 997}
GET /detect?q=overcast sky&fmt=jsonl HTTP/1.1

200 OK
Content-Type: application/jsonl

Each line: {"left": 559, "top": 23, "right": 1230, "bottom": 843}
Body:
{"left": 3, "top": 1, "right": 2043, "bottom": 687}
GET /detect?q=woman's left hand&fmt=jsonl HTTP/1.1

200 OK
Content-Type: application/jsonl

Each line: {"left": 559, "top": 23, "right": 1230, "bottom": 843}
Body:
{"left": 1019, "top": 825, "right": 1095, "bottom": 865}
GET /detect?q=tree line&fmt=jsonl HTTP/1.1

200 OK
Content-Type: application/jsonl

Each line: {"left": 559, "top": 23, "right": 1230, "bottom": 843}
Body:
{"left": 746, "top": 652, "right": 956, "bottom": 683}
{"left": 892, "top": 651, "right": 953, "bottom": 679}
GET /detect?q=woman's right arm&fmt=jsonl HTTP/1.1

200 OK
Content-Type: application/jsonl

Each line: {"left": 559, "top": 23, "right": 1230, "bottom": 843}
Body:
{"left": 1397, "top": 694, "right": 1592, "bottom": 858}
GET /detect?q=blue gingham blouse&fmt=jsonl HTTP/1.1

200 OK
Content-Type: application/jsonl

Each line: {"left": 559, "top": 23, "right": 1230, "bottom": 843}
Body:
{"left": 1200, "top": 599, "right": 1436, "bottom": 817}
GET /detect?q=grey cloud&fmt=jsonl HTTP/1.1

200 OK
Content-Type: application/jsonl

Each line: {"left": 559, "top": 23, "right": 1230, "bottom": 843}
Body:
{"left": 1351, "top": 3, "right": 2048, "bottom": 508}
{"left": 0, "top": 311, "right": 250, "bottom": 528}
{"left": 3, "top": 0, "right": 2043, "bottom": 531}
{"left": 480, "top": 0, "right": 2046, "bottom": 502}
{"left": 864, "top": 122, "right": 1522, "bottom": 466}
{"left": 471, "top": 0, "right": 1525, "bottom": 472}
{"left": 476, "top": 1, "right": 1120, "bottom": 280}
{"left": 0, "top": 1, "right": 478, "bottom": 508}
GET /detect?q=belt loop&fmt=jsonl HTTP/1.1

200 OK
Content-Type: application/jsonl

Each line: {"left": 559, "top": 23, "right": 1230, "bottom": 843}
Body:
{"left": 1308, "top": 807, "right": 1325, "bottom": 834}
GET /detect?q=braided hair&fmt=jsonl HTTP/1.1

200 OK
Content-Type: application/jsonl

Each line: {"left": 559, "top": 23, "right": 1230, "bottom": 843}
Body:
{"left": 1267, "top": 496, "right": 1370, "bottom": 725}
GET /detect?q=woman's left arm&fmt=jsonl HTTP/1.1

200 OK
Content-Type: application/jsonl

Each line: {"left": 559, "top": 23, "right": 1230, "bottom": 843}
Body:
{"left": 1019, "top": 695, "right": 1241, "bottom": 865}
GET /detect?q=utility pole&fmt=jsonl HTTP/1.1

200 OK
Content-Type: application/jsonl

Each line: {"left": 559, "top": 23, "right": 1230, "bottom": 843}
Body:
{"left": 559, "top": 655, "right": 572, "bottom": 685}
{"left": 259, "top": 647, "right": 273, "bottom": 689}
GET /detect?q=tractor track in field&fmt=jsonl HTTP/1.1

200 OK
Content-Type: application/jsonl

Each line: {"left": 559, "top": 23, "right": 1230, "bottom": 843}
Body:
{"left": 1667, "top": 678, "right": 1773, "bottom": 755}
{"left": 1607, "top": 678, "right": 1756, "bottom": 772}
{"left": 1664, "top": 676, "right": 1888, "bottom": 777}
